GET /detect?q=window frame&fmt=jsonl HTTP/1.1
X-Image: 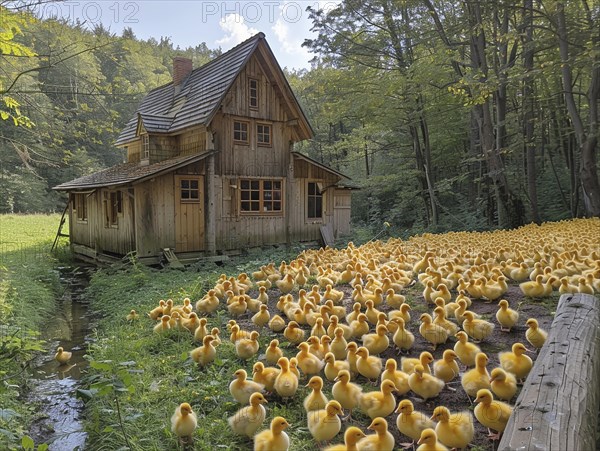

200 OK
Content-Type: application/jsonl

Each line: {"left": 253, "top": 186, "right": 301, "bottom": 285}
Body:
{"left": 249, "top": 78, "right": 259, "bottom": 110}
{"left": 239, "top": 178, "right": 283, "bottom": 216}
{"left": 74, "top": 193, "right": 88, "bottom": 223}
{"left": 179, "top": 178, "right": 201, "bottom": 204}
{"left": 306, "top": 181, "right": 324, "bottom": 221}
{"left": 103, "top": 190, "right": 122, "bottom": 228}
{"left": 256, "top": 123, "right": 272, "bottom": 147}
{"left": 142, "top": 133, "right": 150, "bottom": 159}
{"left": 233, "top": 120, "right": 250, "bottom": 144}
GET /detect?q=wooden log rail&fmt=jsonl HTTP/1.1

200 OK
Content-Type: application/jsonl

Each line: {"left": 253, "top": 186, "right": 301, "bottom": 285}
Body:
{"left": 499, "top": 293, "right": 600, "bottom": 451}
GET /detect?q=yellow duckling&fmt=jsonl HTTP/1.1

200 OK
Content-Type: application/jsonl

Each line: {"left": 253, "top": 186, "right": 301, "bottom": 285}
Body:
{"left": 402, "top": 351, "right": 434, "bottom": 375}
{"left": 252, "top": 361, "right": 280, "bottom": 393}
{"left": 422, "top": 280, "right": 435, "bottom": 304}
{"left": 409, "top": 364, "right": 444, "bottom": 401}
{"left": 359, "top": 379, "right": 398, "bottom": 419}
{"left": 396, "top": 400, "right": 435, "bottom": 448}
{"left": 389, "top": 303, "right": 411, "bottom": 325}
{"left": 332, "top": 370, "right": 362, "bottom": 420}
{"left": 304, "top": 375, "right": 329, "bottom": 411}
{"left": 431, "top": 406, "right": 473, "bottom": 450}
{"left": 519, "top": 274, "right": 545, "bottom": 297}
{"left": 181, "top": 312, "right": 200, "bottom": 333}
{"left": 356, "top": 346, "right": 383, "bottom": 383}
{"left": 228, "top": 392, "right": 267, "bottom": 437}
{"left": 252, "top": 304, "right": 271, "bottom": 328}
{"left": 253, "top": 416, "right": 290, "bottom": 451}
{"left": 525, "top": 318, "right": 547, "bottom": 351}
{"left": 361, "top": 324, "right": 389, "bottom": 355}
{"left": 381, "top": 358, "right": 410, "bottom": 395}
{"left": 356, "top": 417, "right": 394, "bottom": 451}
{"left": 296, "top": 342, "right": 325, "bottom": 376}
{"left": 230, "top": 324, "right": 251, "bottom": 342}
{"left": 268, "top": 314, "right": 286, "bottom": 332}
{"left": 474, "top": 389, "right": 513, "bottom": 440}
{"left": 461, "top": 352, "right": 491, "bottom": 398}
{"left": 433, "top": 350, "right": 460, "bottom": 383}
{"left": 190, "top": 335, "right": 216, "bottom": 367}
{"left": 148, "top": 299, "right": 166, "bottom": 320}
{"left": 307, "top": 335, "right": 325, "bottom": 359}
{"left": 391, "top": 318, "right": 415, "bottom": 354}
{"left": 331, "top": 327, "right": 349, "bottom": 360}
{"left": 345, "top": 342, "right": 359, "bottom": 375}
{"left": 419, "top": 313, "right": 449, "bottom": 350}
{"left": 235, "top": 330, "right": 260, "bottom": 360}
{"left": 454, "top": 299, "right": 479, "bottom": 324}
{"left": 324, "top": 352, "right": 351, "bottom": 381}
{"left": 462, "top": 311, "right": 494, "bottom": 342}
{"left": 350, "top": 313, "right": 370, "bottom": 339}
{"left": 432, "top": 307, "right": 459, "bottom": 336}
{"left": 430, "top": 284, "right": 452, "bottom": 304}
{"left": 265, "top": 339, "right": 283, "bottom": 365}
{"left": 289, "top": 357, "right": 301, "bottom": 379}
{"left": 284, "top": 321, "right": 305, "bottom": 345}
{"left": 308, "top": 400, "right": 343, "bottom": 445}
{"left": 153, "top": 315, "right": 171, "bottom": 333}
{"left": 364, "top": 300, "right": 382, "bottom": 324}
{"left": 227, "top": 296, "right": 247, "bottom": 317}
{"left": 229, "top": 369, "right": 264, "bottom": 404}
{"left": 346, "top": 303, "right": 362, "bottom": 324}
{"left": 328, "top": 315, "right": 352, "bottom": 340}
{"left": 453, "top": 331, "right": 481, "bottom": 367}
{"left": 276, "top": 273, "right": 295, "bottom": 294}
{"left": 274, "top": 357, "right": 299, "bottom": 399}
{"left": 54, "top": 346, "right": 72, "bottom": 365}
{"left": 126, "top": 309, "right": 139, "bottom": 321}
{"left": 311, "top": 317, "right": 328, "bottom": 338}
{"left": 496, "top": 299, "right": 519, "bottom": 332}
{"left": 489, "top": 367, "right": 517, "bottom": 401}
{"left": 499, "top": 342, "right": 533, "bottom": 381}
{"left": 385, "top": 288, "right": 405, "bottom": 309}
{"left": 324, "top": 426, "right": 366, "bottom": 451}
{"left": 416, "top": 428, "right": 448, "bottom": 451}
{"left": 324, "top": 284, "right": 345, "bottom": 303}
{"left": 171, "top": 402, "right": 197, "bottom": 445}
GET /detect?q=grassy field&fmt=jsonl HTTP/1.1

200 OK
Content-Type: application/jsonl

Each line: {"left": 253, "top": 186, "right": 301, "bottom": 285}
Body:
{"left": 0, "top": 214, "right": 66, "bottom": 449}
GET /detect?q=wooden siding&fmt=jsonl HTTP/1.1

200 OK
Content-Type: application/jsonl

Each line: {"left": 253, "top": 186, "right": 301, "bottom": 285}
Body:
{"left": 178, "top": 128, "right": 207, "bottom": 157}
{"left": 333, "top": 190, "right": 352, "bottom": 237}
{"left": 127, "top": 140, "right": 142, "bottom": 163}
{"left": 174, "top": 175, "right": 205, "bottom": 252}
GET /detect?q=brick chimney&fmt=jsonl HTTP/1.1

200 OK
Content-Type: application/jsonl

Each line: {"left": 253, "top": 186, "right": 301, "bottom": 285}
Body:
{"left": 173, "top": 57, "right": 193, "bottom": 86}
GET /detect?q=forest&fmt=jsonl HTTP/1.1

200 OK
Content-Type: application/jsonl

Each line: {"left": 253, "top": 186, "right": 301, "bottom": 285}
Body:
{"left": 1, "top": 1, "right": 599, "bottom": 232}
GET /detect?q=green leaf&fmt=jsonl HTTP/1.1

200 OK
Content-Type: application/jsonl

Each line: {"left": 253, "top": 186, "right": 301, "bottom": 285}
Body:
{"left": 21, "top": 435, "right": 34, "bottom": 450}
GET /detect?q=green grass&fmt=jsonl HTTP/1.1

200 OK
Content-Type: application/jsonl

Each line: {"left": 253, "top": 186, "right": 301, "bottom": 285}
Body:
{"left": 0, "top": 214, "right": 67, "bottom": 449}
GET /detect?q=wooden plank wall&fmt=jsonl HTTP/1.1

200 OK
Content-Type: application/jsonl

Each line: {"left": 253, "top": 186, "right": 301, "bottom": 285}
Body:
{"left": 333, "top": 189, "right": 352, "bottom": 237}
{"left": 178, "top": 128, "right": 207, "bottom": 156}
{"left": 127, "top": 140, "right": 141, "bottom": 163}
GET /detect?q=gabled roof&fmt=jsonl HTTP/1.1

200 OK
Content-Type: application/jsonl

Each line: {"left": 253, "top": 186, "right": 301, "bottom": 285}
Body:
{"left": 292, "top": 151, "right": 351, "bottom": 181}
{"left": 115, "top": 32, "right": 312, "bottom": 145}
{"left": 53, "top": 152, "right": 214, "bottom": 191}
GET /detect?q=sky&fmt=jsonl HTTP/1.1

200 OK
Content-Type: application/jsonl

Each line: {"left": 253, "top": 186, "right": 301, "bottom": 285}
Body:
{"left": 34, "top": 1, "right": 341, "bottom": 70}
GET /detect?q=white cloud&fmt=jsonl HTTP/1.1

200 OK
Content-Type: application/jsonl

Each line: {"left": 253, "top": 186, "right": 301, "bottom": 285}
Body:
{"left": 216, "top": 14, "right": 259, "bottom": 49}
{"left": 271, "top": 17, "right": 311, "bottom": 63}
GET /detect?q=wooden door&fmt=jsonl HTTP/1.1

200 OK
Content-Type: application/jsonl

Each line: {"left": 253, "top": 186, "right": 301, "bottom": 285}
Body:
{"left": 175, "top": 175, "right": 205, "bottom": 252}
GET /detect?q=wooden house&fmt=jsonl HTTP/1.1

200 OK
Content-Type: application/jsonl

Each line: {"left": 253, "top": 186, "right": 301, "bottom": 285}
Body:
{"left": 54, "top": 33, "right": 353, "bottom": 264}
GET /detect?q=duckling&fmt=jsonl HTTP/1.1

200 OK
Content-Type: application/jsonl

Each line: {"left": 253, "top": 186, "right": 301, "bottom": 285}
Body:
{"left": 453, "top": 331, "right": 481, "bottom": 367}
{"left": 431, "top": 406, "right": 473, "bottom": 450}
{"left": 381, "top": 358, "right": 410, "bottom": 395}
{"left": 181, "top": 312, "right": 200, "bottom": 333}
{"left": 525, "top": 318, "right": 547, "bottom": 351}
{"left": 391, "top": 318, "right": 415, "bottom": 354}
{"left": 153, "top": 315, "right": 171, "bottom": 333}
{"left": 273, "top": 358, "right": 298, "bottom": 400}
{"left": 422, "top": 280, "right": 436, "bottom": 304}
{"left": 519, "top": 274, "right": 545, "bottom": 297}
{"left": 364, "top": 300, "right": 382, "bottom": 325}
{"left": 230, "top": 324, "right": 251, "bottom": 342}
{"left": 453, "top": 299, "right": 479, "bottom": 324}
{"left": 419, "top": 313, "right": 449, "bottom": 350}
{"left": 396, "top": 400, "right": 435, "bottom": 449}
{"left": 401, "top": 351, "right": 434, "bottom": 375}
{"left": 268, "top": 314, "right": 286, "bottom": 333}
{"left": 227, "top": 296, "right": 247, "bottom": 317}
{"left": 190, "top": 335, "right": 217, "bottom": 367}
{"left": 324, "top": 352, "right": 351, "bottom": 381}
{"left": 495, "top": 299, "right": 519, "bottom": 332}
{"left": 346, "top": 302, "right": 363, "bottom": 324}
{"left": 359, "top": 379, "right": 398, "bottom": 419}
{"left": 361, "top": 324, "right": 389, "bottom": 355}
{"left": 306, "top": 335, "right": 325, "bottom": 360}
{"left": 324, "top": 426, "right": 366, "bottom": 451}
{"left": 489, "top": 367, "right": 517, "bottom": 401}
{"left": 210, "top": 327, "right": 222, "bottom": 346}
{"left": 462, "top": 311, "right": 494, "bottom": 342}
{"left": 276, "top": 274, "right": 295, "bottom": 294}
{"left": 345, "top": 342, "right": 359, "bottom": 375}
{"left": 261, "top": 340, "right": 281, "bottom": 366}
{"left": 252, "top": 361, "right": 280, "bottom": 393}
{"left": 328, "top": 315, "right": 352, "bottom": 340}
{"left": 559, "top": 276, "right": 578, "bottom": 294}
{"left": 499, "top": 342, "right": 533, "bottom": 382}
{"left": 356, "top": 417, "right": 394, "bottom": 451}
{"left": 433, "top": 350, "right": 460, "bottom": 383}
{"left": 171, "top": 402, "right": 197, "bottom": 445}
{"left": 432, "top": 307, "right": 460, "bottom": 336}
{"left": 409, "top": 364, "right": 444, "bottom": 401}
{"left": 324, "top": 284, "right": 344, "bottom": 303}
{"left": 311, "top": 317, "right": 328, "bottom": 338}
{"left": 252, "top": 305, "right": 271, "bottom": 329}
{"left": 284, "top": 321, "right": 305, "bottom": 344}
{"left": 304, "top": 375, "right": 329, "bottom": 411}
{"left": 350, "top": 313, "right": 370, "bottom": 338}
{"left": 461, "top": 352, "right": 491, "bottom": 398}
{"left": 430, "top": 284, "right": 452, "bottom": 304}
{"left": 308, "top": 400, "right": 343, "bottom": 445}
{"left": 253, "top": 416, "right": 290, "bottom": 451}
{"left": 148, "top": 300, "right": 166, "bottom": 320}
{"left": 356, "top": 346, "right": 383, "bottom": 383}
{"left": 229, "top": 369, "right": 265, "bottom": 404}
{"left": 229, "top": 392, "right": 267, "bottom": 437}
{"left": 332, "top": 370, "right": 362, "bottom": 420}
{"left": 416, "top": 428, "right": 448, "bottom": 451}
{"left": 296, "top": 342, "right": 325, "bottom": 376}
{"left": 385, "top": 288, "right": 405, "bottom": 309}
{"left": 331, "top": 327, "right": 349, "bottom": 360}
{"left": 474, "top": 389, "right": 512, "bottom": 440}
{"left": 54, "top": 346, "right": 72, "bottom": 365}
{"left": 126, "top": 309, "right": 139, "bottom": 321}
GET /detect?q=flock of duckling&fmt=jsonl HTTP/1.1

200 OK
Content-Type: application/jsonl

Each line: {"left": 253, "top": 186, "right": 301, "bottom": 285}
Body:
{"left": 128, "top": 218, "right": 598, "bottom": 450}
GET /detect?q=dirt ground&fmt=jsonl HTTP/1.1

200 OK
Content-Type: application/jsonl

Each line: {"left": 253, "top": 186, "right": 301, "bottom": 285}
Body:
{"left": 235, "top": 282, "right": 555, "bottom": 451}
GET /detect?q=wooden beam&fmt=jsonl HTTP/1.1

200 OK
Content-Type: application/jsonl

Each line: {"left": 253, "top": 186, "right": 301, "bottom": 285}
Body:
{"left": 205, "top": 131, "right": 216, "bottom": 255}
{"left": 499, "top": 293, "right": 600, "bottom": 451}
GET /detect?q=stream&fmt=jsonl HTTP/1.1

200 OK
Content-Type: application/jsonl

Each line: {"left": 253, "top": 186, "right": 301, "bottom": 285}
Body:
{"left": 28, "top": 265, "right": 94, "bottom": 451}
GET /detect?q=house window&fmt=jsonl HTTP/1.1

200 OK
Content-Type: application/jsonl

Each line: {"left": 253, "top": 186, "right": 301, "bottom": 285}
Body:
{"left": 249, "top": 78, "right": 258, "bottom": 110}
{"left": 233, "top": 121, "right": 249, "bottom": 143}
{"left": 307, "top": 182, "right": 323, "bottom": 219}
{"left": 104, "top": 190, "right": 122, "bottom": 227}
{"left": 180, "top": 179, "right": 200, "bottom": 203}
{"left": 142, "top": 133, "right": 149, "bottom": 159}
{"left": 257, "top": 124, "right": 271, "bottom": 146}
{"left": 74, "top": 193, "right": 87, "bottom": 222}
{"left": 240, "top": 179, "right": 282, "bottom": 214}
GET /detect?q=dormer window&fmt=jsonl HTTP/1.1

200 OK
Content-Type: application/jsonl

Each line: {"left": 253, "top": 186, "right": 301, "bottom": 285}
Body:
{"left": 249, "top": 78, "right": 258, "bottom": 110}
{"left": 142, "top": 133, "right": 149, "bottom": 159}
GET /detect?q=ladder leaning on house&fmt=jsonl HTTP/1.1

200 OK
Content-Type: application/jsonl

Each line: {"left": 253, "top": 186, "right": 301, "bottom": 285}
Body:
{"left": 51, "top": 203, "right": 69, "bottom": 251}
